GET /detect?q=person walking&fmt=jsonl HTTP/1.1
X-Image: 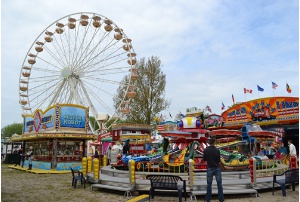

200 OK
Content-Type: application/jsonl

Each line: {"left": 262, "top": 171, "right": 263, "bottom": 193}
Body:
{"left": 203, "top": 138, "right": 224, "bottom": 202}
{"left": 288, "top": 140, "right": 297, "bottom": 156}
{"left": 105, "top": 143, "right": 112, "bottom": 165}
{"left": 27, "top": 146, "right": 34, "bottom": 170}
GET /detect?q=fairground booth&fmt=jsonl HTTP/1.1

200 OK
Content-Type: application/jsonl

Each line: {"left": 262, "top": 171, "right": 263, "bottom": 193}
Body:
{"left": 11, "top": 103, "right": 96, "bottom": 170}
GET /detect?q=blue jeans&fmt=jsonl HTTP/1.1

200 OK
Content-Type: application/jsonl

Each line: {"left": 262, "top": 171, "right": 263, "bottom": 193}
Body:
{"left": 205, "top": 167, "right": 224, "bottom": 202}
{"left": 28, "top": 157, "right": 32, "bottom": 164}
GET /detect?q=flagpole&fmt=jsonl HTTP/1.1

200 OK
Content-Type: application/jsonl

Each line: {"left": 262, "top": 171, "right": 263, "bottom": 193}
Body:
{"left": 272, "top": 80, "right": 275, "bottom": 97}
{"left": 243, "top": 87, "right": 246, "bottom": 102}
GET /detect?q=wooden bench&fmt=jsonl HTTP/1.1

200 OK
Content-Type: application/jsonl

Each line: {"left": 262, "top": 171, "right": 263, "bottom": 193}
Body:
{"left": 146, "top": 174, "right": 186, "bottom": 202}
{"left": 272, "top": 168, "right": 299, "bottom": 196}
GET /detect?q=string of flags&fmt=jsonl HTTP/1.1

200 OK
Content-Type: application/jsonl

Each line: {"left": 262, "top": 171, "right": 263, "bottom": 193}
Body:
{"left": 160, "top": 81, "right": 293, "bottom": 118}
{"left": 222, "top": 81, "right": 293, "bottom": 111}
{"left": 243, "top": 81, "right": 292, "bottom": 94}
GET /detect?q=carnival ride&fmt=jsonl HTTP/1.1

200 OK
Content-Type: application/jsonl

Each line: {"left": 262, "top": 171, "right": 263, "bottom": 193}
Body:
{"left": 18, "top": 12, "right": 138, "bottom": 133}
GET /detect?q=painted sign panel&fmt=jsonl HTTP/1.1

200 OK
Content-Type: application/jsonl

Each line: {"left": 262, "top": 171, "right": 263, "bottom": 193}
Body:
{"left": 60, "top": 106, "right": 86, "bottom": 128}
{"left": 222, "top": 96, "right": 299, "bottom": 126}
{"left": 23, "top": 104, "right": 88, "bottom": 133}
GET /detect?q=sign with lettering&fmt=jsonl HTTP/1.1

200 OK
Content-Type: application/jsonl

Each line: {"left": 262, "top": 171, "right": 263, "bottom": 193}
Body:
{"left": 23, "top": 104, "right": 89, "bottom": 133}
{"left": 221, "top": 96, "right": 299, "bottom": 126}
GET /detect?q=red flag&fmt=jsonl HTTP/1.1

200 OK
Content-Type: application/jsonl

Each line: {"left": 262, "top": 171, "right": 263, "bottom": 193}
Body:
{"left": 232, "top": 94, "right": 235, "bottom": 103}
{"left": 244, "top": 88, "right": 252, "bottom": 94}
{"left": 286, "top": 83, "right": 292, "bottom": 93}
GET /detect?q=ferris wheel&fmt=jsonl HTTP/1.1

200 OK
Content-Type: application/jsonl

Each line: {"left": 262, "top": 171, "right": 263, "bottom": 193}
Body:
{"left": 19, "top": 12, "right": 138, "bottom": 132}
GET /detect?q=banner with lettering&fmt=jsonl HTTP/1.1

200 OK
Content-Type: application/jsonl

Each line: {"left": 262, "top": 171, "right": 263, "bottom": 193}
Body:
{"left": 221, "top": 96, "right": 299, "bottom": 127}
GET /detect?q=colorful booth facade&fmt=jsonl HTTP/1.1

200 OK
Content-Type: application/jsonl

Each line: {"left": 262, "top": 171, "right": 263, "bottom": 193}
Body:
{"left": 11, "top": 103, "right": 96, "bottom": 170}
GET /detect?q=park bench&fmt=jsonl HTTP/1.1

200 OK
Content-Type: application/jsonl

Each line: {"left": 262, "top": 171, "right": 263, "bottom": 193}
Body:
{"left": 272, "top": 168, "right": 299, "bottom": 196}
{"left": 146, "top": 174, "right": 186, "bottom": 202}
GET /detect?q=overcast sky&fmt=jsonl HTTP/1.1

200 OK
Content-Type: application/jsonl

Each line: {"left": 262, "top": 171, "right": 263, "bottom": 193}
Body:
{"left": 1, "top": 0, "right": 299, "bottom": 128}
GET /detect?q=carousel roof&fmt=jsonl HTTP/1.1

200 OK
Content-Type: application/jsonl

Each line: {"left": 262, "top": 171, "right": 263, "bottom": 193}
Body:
{"left": 209, "top": 129, "right": 241, "bottom": 136}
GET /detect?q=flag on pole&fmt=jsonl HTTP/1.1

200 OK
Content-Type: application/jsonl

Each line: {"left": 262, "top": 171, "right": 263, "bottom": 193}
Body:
{"left": 272, "top": 81, "right": 278, "bottom": 90}
{"left": 206, "top": 105, "right": 212, "bottom": 113}
{"left": 286, "top": 83, "right": 292, "bottom": 93}
{"left": 169, "top": 112, "right": 173, "bottom": 118}
{"left": 244, "top": 88, "right": 253, "bottom": 94}
{"left": 257, "top": 85, "right": 264, "bottom": 92}
{"left": 159, "top": 113, "right": 164, "bottom": 122}
{"left": 232, "top": 94, "right": 235, "bottom": 103}
{"left": 179, "top": 111, "right": 185, "bottom": 118}
{"left": 221, "top": 102, "right": 225, "bottom": 110}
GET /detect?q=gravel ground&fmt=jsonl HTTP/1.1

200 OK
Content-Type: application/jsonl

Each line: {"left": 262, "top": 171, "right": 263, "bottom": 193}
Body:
{"left": 1, "top": 163, "right": 298, "bottom": 202}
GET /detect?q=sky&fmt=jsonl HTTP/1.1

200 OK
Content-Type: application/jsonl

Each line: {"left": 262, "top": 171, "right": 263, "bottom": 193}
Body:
{"left": 1, "top": 0, "right": 299, "bottom": 128}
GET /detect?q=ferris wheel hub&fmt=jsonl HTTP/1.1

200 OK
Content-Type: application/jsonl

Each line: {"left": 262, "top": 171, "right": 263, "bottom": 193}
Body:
{"left": 61, "top": 67, "right": 72, "bottom": 79}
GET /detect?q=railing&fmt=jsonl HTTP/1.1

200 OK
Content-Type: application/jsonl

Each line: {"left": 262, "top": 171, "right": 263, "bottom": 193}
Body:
{"left": 249, "top": 156, "right": 298, "bottom": 185}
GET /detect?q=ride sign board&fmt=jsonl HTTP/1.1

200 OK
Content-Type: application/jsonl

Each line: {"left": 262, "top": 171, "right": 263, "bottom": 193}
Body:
{"left": 222, "top": 96, "right": 299, "bottom": 128}
{"left": 23, "top": 103, "right": 89, "bottom": 133}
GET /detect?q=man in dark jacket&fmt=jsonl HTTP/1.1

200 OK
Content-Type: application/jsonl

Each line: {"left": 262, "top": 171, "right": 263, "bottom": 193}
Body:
{"left": 14, "top": 148, "right": 23, "bottom": 166}
{"left": 203, "top": 138, "right": 224, "bottom": 202}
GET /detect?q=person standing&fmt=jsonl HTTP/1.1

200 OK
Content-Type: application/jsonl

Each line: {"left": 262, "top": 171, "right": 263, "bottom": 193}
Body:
{"left": 278, "top": 142, "right": 287, "bottom": 156}
{"left": 122, "top": 139, "right": 130, "bottom": 155}
{"left": 105, "top": 143, "right": 112, "bottom": 165}
{"left": 27, "top": 146, "right": 34, "bottom": 170}
{"left": 288, "top": 140, "right": 297, "bottom": 156}
{"left": 14, "top": 148, "right": 23, "bottom": 166}
{"left": 94, "top": 150, "right": 99, "bottom": 159}
{"left": 203, "top": 138, "right": 224, "bottom": 202}
{"left": 21, "top": 151, "right": 25, "bottom": 168}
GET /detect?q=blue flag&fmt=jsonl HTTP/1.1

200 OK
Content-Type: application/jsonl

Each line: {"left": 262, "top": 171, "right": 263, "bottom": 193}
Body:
{"left": 257, "top": 85, "right": 264, "bottom": 92}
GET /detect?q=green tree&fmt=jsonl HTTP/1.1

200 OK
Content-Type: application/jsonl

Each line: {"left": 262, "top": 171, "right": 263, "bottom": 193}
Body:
{"left": 1, "top": 123, "right": 23, "bottom": 138}
{"left": 114, "top": 56, "right": 170, "bottom": 124}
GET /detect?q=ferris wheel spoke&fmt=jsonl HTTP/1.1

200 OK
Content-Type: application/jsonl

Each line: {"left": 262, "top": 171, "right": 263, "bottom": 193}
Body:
{"left": 76, "top": 35, "right": 118, "bottom": 73}
{"left": 83, "top": 79, "right": 116, "bottom": 97}
{"left": 42, "top": 44, "right": 67, "bottom": 69}
{"left": 84, "top": 64, "right": 130, "bottom": 76}
{"left": 29, "top": 74, "right": 61, "bottom": 84}
{"left": 47, "top": 79, "right": 67, "bottom": 106}
{"left": 51, "top": 33, "right": 70, "bottom": 68}
{"left": 32, "top": 65, "right": 61, "bottom": 74}
{"left": 69, "top": 22, "right": 99, "bottom": 69}
{"left": 70, "top": 22, "right": 94, "bottom": 72}
{"left": 27, "top": 78, "right": 62, "bottom": 100}
{"left": 83, "top": 50, "right": 127, "bottom": 74}
{"left": 79, "top": 80, "right": 115, "bottom": 115}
